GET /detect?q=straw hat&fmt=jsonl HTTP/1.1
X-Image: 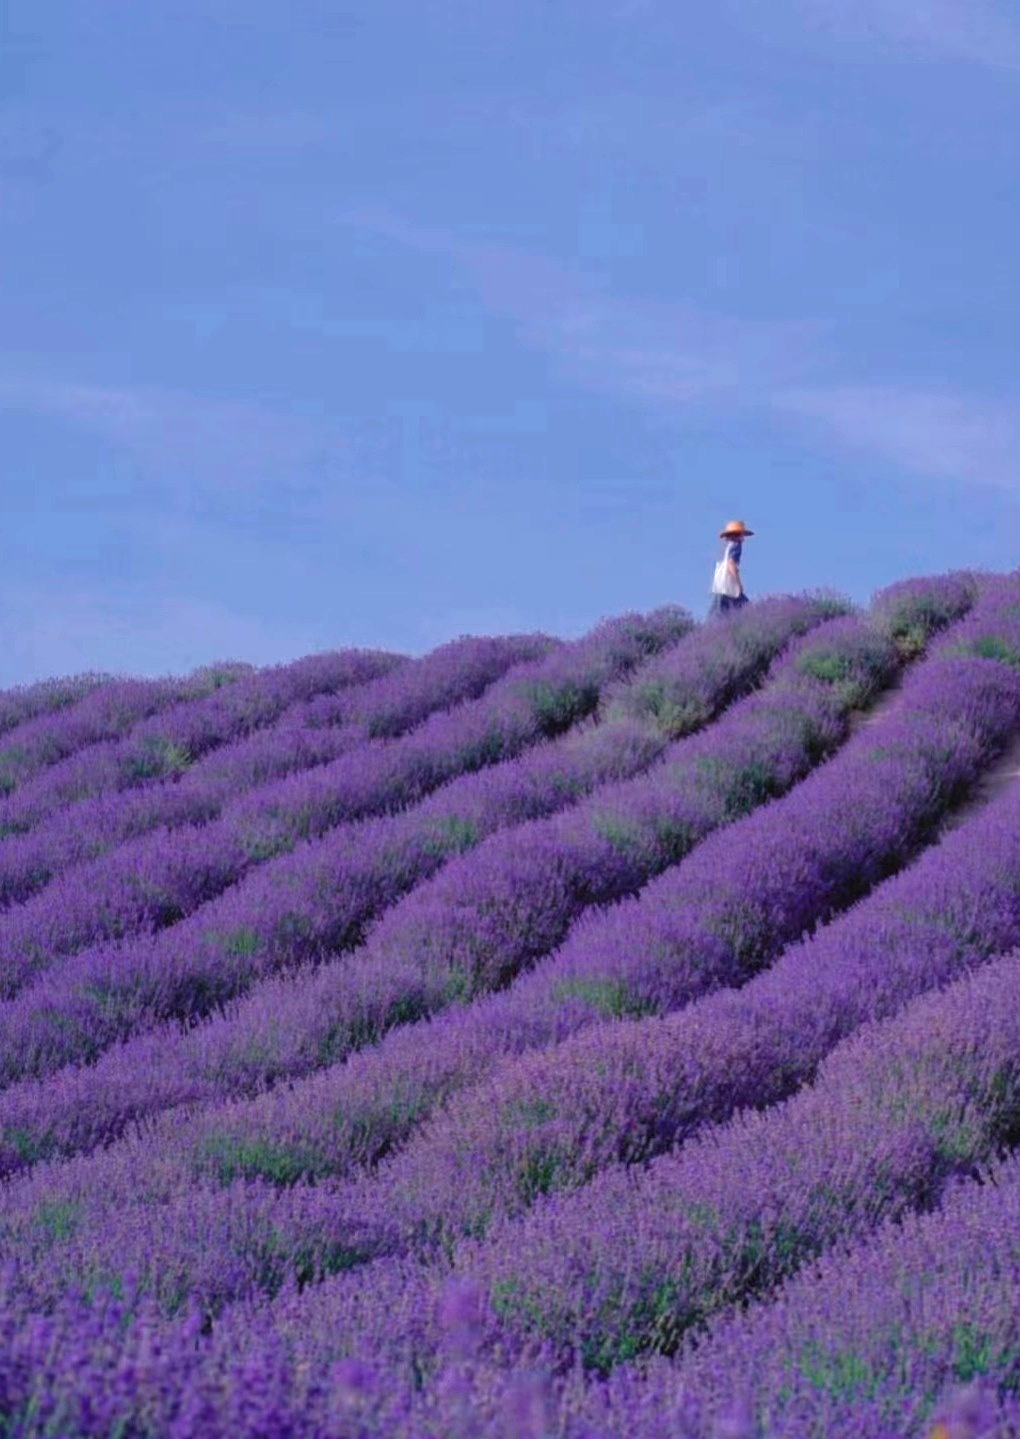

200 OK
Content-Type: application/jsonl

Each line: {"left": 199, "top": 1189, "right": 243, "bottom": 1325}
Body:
{"left": 719, "top": 519, "right": 754, "bottom": 539}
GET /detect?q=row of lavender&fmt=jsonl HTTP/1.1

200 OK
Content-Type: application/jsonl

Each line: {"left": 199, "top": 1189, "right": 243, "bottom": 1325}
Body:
{"left": 0, "top": 576, "right": 1005, "bottom": 1331}
{"left": 598, "top": 1118, "right": 1020, "bottom": 1436}
{"left": 0, "top": 632, "right": 546, "bottom": 891}
{"left": 0, "top": 608, "right": 689, "bottom": 993}
{"left": 0, "top": 595, "right": 903, "bottom": 1168}
{"left": 0, "top": 643, "right": 416, "bottom": 839}
{"left": 0, "top": 660, "right": 255, "bottom": 800}
{"left": 0, "top": 669, "right": 112, "bottom": 740}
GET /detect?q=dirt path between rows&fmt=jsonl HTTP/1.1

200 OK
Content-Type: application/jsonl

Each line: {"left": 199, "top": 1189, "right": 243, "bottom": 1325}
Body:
{"left": 940, "top": 723, "right": 1020, "bottom": 836}
{"left": 847, "top": 667, "right": 1020, "bottom": 835}
{"left": 847, "top": 671, "right": 906, "bottom": 735}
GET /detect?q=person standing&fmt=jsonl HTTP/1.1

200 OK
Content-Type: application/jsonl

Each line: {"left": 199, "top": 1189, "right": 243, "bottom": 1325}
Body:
{"left": 710, "top": 519, "right": 753, "bottom": 615}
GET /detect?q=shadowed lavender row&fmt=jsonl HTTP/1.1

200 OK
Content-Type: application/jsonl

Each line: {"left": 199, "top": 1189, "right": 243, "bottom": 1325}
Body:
{"left": 0, "top": 726, "right": 356, "bottom": 909}
{"left": 0, "top": 662, "right": 254, "bottom": 802}
{"left": 0, "top": 609, "right": 683, "bottom": 992}
{"left": 0, "top": 634, "right": 558, "bottom": 907}
{"left": 0, "top": 585, "right": 1001, "bottom": 1318}
{"left": 0, "top": 597, "right": 832, "bottom": 1160}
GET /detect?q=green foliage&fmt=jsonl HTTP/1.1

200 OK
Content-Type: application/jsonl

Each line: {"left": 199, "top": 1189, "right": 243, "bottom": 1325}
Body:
{"left": 518, "top": 679, "right": 599, "bottom": 734}
{"left": 220, "top": 927, "right": 261, "bottom": 957}
{"left": 33, "top": 1199, "right": 83, "bottom": 1243}
{"left": 238, "top": 824, "right": 291, "bottom": 863}
{"left": 590, "top": 811, "right": 647, "bottom": 857}
{"left": 0, "top": 745, "right": 30, "bottom": 794}
{"left": 950, "top": 1321, "right": 999, "bottom": 1383}
{"left": 195, "top": 1134, "right": 317, "bottom": 1187}
{"left": 459, "top": 727, "right": 511, "bottom": 769}
{"left": 190, "top": 663, "right": 251, "bottom": 694}
{"left": 797, "top": 651, "right": 855, "bottom": 684}
{"left": 873, "top": 578, "right": 978, "bottom": 655}
{"left": 338, "top": 1090, "right": 429, "bottom": 1163}
{"left": 797, "top": 1341, "right": 882, "bottom": 1400}
{"left": 6, "top": 1126, "right": 54, "bottom": 1166}
{"left": 508, "top": 1096, "right": 557, "bottom": 1127}
{"left": 490, "top": 1275, "right": 557, "bottom": 1345}
{"left": 693, "top": 755, "right": 781, "bottom": 819}
{"left": 550, "top": 977, "right": 656, "bottom": 1019}
{"left": 517, "top": 1148, "right": 563, "bottom": 1206}
{"left": 953, "top": 634, "right": 1020, "bottom": 665}
{"left": 423, "top": 813, "right": 479, "bottom": 857}
{"left": 617, "top": 682, "right": 710, "bottom": 739}
{"left": 122, "top": 735, "right": 192, "bottom": 783}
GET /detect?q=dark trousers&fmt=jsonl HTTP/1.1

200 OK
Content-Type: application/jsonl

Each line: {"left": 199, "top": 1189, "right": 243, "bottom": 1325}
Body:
{"left": 710, "top": 593, "right": 749, "bottom": 617}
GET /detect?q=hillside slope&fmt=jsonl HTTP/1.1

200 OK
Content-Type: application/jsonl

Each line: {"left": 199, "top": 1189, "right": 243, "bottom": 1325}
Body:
{"left": 2, "top": 572, "right": 1019, "bottom": 1439}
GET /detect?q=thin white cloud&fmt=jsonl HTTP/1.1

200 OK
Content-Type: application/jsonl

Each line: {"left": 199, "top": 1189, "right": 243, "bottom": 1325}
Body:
{"left": 344, "top": 208, "right": 817, "bottom": 412}
{"left": 343, "top": 209, "right": 1020, "bottom": 499}
{"left": 0, "top": 371, "right": 347, "bottom": 504}
{"left": 776, "top": 383, "right": 1020, "bottom": 491}
{"left": 793, "top": 0, "right": 1020, "bottom": 68}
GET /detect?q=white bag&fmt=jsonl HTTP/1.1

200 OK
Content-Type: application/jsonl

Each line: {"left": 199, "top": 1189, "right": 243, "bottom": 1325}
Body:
{"left": 711, "top": 555, "right": 741, "bottom": 599}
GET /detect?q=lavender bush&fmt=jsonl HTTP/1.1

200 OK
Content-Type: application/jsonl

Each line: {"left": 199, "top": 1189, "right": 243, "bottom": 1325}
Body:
{"left": 0, "top": 670, "right": 112, "bottom": 739}
{"left": 0, "top": 665, "right": 250, "bottom": 802}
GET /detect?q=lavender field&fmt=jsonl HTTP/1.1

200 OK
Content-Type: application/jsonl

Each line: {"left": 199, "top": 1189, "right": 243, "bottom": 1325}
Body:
{"left": 3, "top": 573, "right": 1020, "bottom": 1438}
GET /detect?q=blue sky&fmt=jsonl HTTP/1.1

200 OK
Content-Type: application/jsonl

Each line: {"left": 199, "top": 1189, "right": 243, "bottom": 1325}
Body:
{"left": 2, "top": 0, "right": 1019, "bottom": 683}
